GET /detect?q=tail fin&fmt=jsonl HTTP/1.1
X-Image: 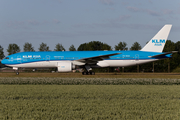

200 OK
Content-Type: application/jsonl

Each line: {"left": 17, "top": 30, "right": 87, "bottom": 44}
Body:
{"left": 141, "top": 24, "right": 172, "bottom": 52}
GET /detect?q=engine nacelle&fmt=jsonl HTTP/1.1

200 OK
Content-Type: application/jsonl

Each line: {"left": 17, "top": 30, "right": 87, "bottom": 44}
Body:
{"left": 57, "top": 62, "right": 73, "bottom": 72}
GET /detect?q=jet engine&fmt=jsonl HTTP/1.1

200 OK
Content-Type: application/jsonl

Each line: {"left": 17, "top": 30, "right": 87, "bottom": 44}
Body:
{"left": 57, "top": 62, "right": 75, "bottom": 72}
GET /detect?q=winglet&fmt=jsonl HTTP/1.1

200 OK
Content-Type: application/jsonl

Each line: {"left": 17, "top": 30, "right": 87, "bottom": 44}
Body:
{"left": 141, "top": 24, "right": 172, "bottom": 52}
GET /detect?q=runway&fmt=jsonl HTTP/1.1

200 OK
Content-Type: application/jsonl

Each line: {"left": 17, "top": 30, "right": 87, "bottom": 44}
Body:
{"left": 0, "top": 72, "right": 180, "bottom": 78}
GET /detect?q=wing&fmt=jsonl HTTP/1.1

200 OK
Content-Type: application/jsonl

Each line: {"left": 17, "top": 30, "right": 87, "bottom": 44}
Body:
{"left": 75, "top": 53, "right": 121, "bottom": 64}
{"left": 150, "top": 51, "right": 178, "bottom": 58}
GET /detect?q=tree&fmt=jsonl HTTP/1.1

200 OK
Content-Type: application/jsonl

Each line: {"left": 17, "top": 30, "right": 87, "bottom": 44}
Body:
{"left": 77, "top": 41, "right": 112, "bottom": 51}
{"left": 0, "top": 45, "right": 5, "bottom": 59}
{"left": 69, "top": 44, "right": 76, "bottom": 51}
{"left": 0, "top": 45, "right": 5, "bottom": 68}
{"left": 7, "top": 43, "right": 20, "bottom": 55}
{"left": 38, "top": 42, "right": 50, "bottom": 51}
{"left": 175, "top": 41, "right": 180, "bottom": 53}
{"left": 23, "top": 42, "right": 35, "bottom": 52}
{"left": 174, "top": 41, "right": 180, "bottom": 69}
{"left": 115, "top": 42, "right": 128, "bottom": 50}
{"left": 78, "top": 43, "right": 87, "bottom": 51}
{"left": 162, "top": 40, "right": 176, "bottom": 72}
{"left": 102, "top": 43, "right": 112, "bottom": 50}
{"left": 130, "top": 42, "right": 141, "bottom": 50}
{"left": 163, "top": 40, "right": 175, "bottom": 52}
{"left": 54, "top": 43, "right": 65, "bottom": 51}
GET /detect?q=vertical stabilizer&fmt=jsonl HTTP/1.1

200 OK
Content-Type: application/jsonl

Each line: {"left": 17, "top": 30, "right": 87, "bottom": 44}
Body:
{"left": 141, "top": 24, "right": 172, "bottom": 52}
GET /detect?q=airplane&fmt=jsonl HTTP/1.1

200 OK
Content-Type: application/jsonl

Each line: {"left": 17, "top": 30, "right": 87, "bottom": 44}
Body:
{"left": 1, "top": 24, "right": 175, "bottom": 75}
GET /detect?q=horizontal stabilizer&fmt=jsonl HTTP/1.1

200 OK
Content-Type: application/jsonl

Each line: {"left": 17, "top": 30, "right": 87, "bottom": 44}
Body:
{"left": 150, "top": 51, "right": 178, "bottom": 58}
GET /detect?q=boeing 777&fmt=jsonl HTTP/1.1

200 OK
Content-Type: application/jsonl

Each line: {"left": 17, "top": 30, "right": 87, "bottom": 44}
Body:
{"left": 1, "top": 24, "right": 175, "bottom": 75}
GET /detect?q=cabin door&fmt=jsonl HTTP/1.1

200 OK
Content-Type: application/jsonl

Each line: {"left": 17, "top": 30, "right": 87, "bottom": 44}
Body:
{"left": 46, "top": 55, "right": 50, "bottom": 62}
{"left": 17, "top": 55, "right": 21, "bottom": 63}
{"left": 135, "top": 54, "right": 139, "bottom": 61}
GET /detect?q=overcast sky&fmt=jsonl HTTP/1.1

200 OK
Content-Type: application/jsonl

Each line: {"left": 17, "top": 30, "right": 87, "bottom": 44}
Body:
{"left": 0, "top": 0, "right": 180, "bottom": 55}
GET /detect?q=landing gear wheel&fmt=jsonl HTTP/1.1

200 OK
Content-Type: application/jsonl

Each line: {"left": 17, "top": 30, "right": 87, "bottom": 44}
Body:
{"left": 82, "top": 72, "right": 88, "bottom": 75}
{"left": 92, "top": 71, "right": 95, "bottom": 75}
{"left": 82, "top": 71, "right": 95, "bottom": 75}
{"left": 89, "top": 71, "right": 95, "bottom": 75}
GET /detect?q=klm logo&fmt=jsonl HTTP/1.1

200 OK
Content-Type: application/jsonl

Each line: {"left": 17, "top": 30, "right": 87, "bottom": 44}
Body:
{"left": 152, "top": 39, "right": 165, "bottom": 46}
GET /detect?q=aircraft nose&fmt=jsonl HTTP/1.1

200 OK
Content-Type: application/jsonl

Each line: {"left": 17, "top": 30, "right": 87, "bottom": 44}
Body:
{"left": 1, "top": 59, "right": 6, "bottom": 64}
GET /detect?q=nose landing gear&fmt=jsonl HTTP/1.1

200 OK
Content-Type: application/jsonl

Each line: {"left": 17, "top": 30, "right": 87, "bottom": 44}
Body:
{"left": 13, "top": 67, "right": 19, "bottom": 75}
{"left": 16, "top": 72, "right": 19, "bottom": 75}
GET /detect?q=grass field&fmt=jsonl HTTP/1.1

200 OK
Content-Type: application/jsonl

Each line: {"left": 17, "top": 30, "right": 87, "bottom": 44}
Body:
{"left": 1, "top": 73, "right": 180, "bottom": 119}
{"left": 1, "top": 85, "right": 180, "bottom": 119}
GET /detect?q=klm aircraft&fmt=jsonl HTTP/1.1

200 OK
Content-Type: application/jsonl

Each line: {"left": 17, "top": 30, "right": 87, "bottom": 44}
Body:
{"left": 1, "top": 24, "right": 175, "bottom": 75}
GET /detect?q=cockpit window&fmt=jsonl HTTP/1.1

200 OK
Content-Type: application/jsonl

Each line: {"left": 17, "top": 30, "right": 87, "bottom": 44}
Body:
{"left": 5, "top": 57, "right": 9, "bottom": 59}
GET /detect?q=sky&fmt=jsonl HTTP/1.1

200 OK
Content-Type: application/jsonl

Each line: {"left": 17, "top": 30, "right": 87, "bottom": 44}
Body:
{"left": 0, "top": 0, "right": 180, "bottom": 55}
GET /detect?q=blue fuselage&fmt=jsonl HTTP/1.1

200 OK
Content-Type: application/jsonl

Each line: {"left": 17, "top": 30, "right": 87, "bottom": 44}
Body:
{"left": 1, "top": 51, "right": 171, "bottom": 67}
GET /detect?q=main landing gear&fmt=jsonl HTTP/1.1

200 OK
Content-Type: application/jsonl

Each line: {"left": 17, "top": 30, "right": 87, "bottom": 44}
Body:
{"left": 82, "top": 65, "right": 95, "bottom": 75}
{"left": 82, "top": 71, "right": 95, "bottom": 75}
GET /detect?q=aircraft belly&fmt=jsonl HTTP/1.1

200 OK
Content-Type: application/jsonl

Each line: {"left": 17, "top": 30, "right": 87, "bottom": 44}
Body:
{"left": 104, "top": 60, "right": 137, "bottom": 67}
{"left": 99, "top": 59, "right": 158, "bottom": 67}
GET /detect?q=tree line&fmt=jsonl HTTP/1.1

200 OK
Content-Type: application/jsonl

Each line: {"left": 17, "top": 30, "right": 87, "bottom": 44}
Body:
{"left": 0, "top": 41, "right": 141, "bottom": 57}
{"left": 0, "top": 40, "right": 180, "bottom": 72}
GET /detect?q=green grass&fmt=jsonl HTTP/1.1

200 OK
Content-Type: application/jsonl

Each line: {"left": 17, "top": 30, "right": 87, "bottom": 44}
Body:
{"left": 172, "top": 67, "right": 180, "bottom": 73}
{"left": 1, "top": 85, "right": 180, "bottom": 119}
